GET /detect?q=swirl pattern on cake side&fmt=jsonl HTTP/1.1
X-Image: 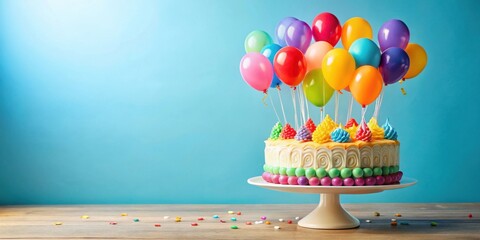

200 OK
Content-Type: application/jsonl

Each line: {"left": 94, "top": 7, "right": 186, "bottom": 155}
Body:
{"left": 346, "top": 146, "right": 361, "bottom": 168}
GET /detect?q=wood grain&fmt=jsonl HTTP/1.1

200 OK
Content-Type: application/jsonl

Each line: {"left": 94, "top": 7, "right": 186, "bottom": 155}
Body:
{"left": 0, "top": 203, "right": 479, "bottom": 239}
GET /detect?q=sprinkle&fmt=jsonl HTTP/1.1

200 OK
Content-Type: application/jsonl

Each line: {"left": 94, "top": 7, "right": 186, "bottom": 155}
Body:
{"left": 255, "top": 221, "right": 263, "bottom": 224}
{"left": 374, "top": 212, "right": 380, "bottom": 216}
{"left": 365, "top": 220, "right": 371, "bottom": 223}
{"left": 154, "top": 224, "right": 161, "bottom": 227}
{"left": 133, "top": 218, "right": 140, "bottom": 222}
{"left": 220, "top": 220, "right": 226, "bottom": 223}
{"left": 468, "top": 214, "right": 473, "bottom": 218}
{"left": 265, "top": 221, "right": 271, "bottom": 225}
{"left": 109, "top": 222, "right": 117, "bottom": 225}
{"left": 81, "top": 215, "right": 89, "bottom": 219}
{"left": 391, "top": 221, "right": 397, "bottom": 226}
{"left": 191, "top": 223, "right": 198, "bottom": 226}
{"left": 231, "top": 225, "right": 238, "bottom": 229}
{"left": 395, "top": 213, "right": 402, "bottom": 217}
{"left": 121, "top": 213, "right": 128, "bottom": 216}
{"left": 287, "top": 220, "right": 293, "bottom": 224}
{"left": 295, "top": 216, "right": 300, "bottom": 220}
{"left": 278, "top": 218, "right": 284, "bottom": 222}
{"left": 401, "top": 88, "right": 407, "bottom": 95}
{"left": 274, "top": 226, "right": 281, "bottom": 230}
{"left": 231, "top": 217, "right": 237, "bottom": 221}
{"left": 245, "top": 222, "right": 252, "bottom": 225}
{"left": 163, "top": 216, "right": 170, "bottom": 219}
{"left": 391, "top": 218, "right": 397, "bottom": 222}
{"left": 261, "top": 216, "right": 267, "bottom": 220}
{"left": 400, "top": 222, "right": 410, "bottom": 225}
{"left": 198, "top": 217, "right": 204, "bottom": 221}
{"left": 213, "top": 215, "right": 219, "bottom": 219}
{"left": 228, "top": 211, "right": 234, "bottom": 214}
{"left": 54, "top": 222, "right": 63, "bottom": 225}
{"left": 431, "top": 222, "right": 438, "bottom": 227}
{"left": 237, "top": 212, "right": 242, "bottom": 215}
{"left": 175, "top": 217, "right": 182, "bottom": 222}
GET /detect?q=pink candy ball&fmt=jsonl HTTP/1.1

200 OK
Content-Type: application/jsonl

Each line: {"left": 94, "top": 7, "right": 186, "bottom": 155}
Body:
{"left": 309, "top": 177, "right": 320, "bottom": 186}
{"left": 288, "top": 176, "right": 299, "bottom": 185}
{"left": 262, "top": 172, "right": 272, "bottom": 183}
{"left": 332, "top": 177, "right": 343, "bottom": 186}
{"left": 365, "top": 177, "right": 376, "bottom": 186}
{"left": 385, "top": 175, "right": 393, "bottom": 185}
{"left": 320, "top": 177, "right": 332, "bottom": 186}
{"left": 397, "top": 171, "right": 403, "bottom": 181}
{"left": 376, "top": 176, "right": 385, "bottom": 185}
{"left": 343, "top": 178, "right": 354, "bottom": 186}
{"left": 355, "top": 178, "right": 365, "bottom": 186}
{"left": 279, "top": 175, "right": 289, "bottom": 185}
{"left": 271, "top": 174, "right": 280, "bottom": 184}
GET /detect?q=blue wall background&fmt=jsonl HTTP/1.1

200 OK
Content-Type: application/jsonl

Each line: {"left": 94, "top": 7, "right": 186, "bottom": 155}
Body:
{"left": 0, "top": 0, "right": 479, "bottom": 204}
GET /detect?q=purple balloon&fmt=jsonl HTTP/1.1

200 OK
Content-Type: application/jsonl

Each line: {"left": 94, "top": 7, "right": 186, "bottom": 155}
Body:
{"left": 275, "top": 17, "right": 298, "bottom": 47}
{"left": 378, "top": 19, "right": 410, "bottom": 51}
{"left": 285, "top": 20, "right": 312, "bottom": 53}
{"left": 379, "top": 47, "right": 410, "bottom": 85}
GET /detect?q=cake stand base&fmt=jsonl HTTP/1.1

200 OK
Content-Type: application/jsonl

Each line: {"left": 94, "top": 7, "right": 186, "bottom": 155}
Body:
{"left": 247, "top": 176, "right": 416, "bottom": 230}
{"left": 299, "top": 193, "right": 359, "bottom": 229}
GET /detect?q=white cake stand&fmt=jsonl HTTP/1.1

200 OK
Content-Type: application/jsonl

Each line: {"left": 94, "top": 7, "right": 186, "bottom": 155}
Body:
{"left": 247, "top": 176, "right": 416, "bottom": 230}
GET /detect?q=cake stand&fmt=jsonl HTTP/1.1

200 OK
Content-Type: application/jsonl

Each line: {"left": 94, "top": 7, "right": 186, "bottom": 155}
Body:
{"left": 247, "top": 176, "right": 416, "bottom": 230}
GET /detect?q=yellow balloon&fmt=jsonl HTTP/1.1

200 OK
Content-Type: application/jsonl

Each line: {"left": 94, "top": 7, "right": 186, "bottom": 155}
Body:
{"left": 404, "top": 43, "right": 427, "bottom": 79}
{"left": 321, "top": 48, "right": 356, "bottom": 91}
{"left": 341, "top": 17, "right": 373, "bottom": 50}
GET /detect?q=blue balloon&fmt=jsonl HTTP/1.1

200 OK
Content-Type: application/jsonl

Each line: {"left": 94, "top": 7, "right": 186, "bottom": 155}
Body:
{"left": 261, "top": 44, "right": 283, "bottom": 88}
{"left": 348, "top": 38, "right": 381, "bottom": 68}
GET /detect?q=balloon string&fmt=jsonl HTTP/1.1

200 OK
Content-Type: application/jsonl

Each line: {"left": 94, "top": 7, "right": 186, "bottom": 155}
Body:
{"left": 291, "top": 88, "right": 299, "bottom": 130}
{"left": 262, "top": 92, "right": 268, "bottom": 106}
{"left": 373, "top": 88, "right": 385, "bottom": 119}
{"left": 361, "top": 106, "right": 367, "bottom": 124}
{"left": 334, "top": 91, "right": 339, "bottom": 123}
{"left": 297, "top": 84, "right": 306, "bottom": 125}
{"left": 277, "top": 87, "right": 287, "bottom": 124}
{"left": 304, "top": 89, "right": 310, "bottom": 119}
{"left": 347, "top": 95, "right": 353, "bottom": 123}
{"left": 320, "top": 107, "right": 324, "bottom": 122}
{"left": 269, "top": 93, "right": 281, "bottom": 123}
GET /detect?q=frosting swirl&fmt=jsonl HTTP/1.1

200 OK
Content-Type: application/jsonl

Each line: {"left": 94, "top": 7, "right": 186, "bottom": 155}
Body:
{"left": 345, "top": 118, "right": 359, "bottom": 128}
{"left": 367, "top": 118, "right": 385, "bottom": 140}
{"left": 319, "top": 114, "right": 337, "bottom": 133}
{"left": 280, "top": 123, "right": 296, "bottom": 139}
{"left": 346, "top": 126, "right": 358, "bottom": 141}
{"left": 269, "top": 122, "right": 283, "bottom": 140}
{"left": 355, "top": 121, "right": 372, "bottom": 142}
{"left": 330, "top": 126, "right": 350, "bottom": 143}
{"left": 295, "top": 126, "right": 312, "bottom": 141}
{"left": 382, "top": 118, "right": 398, "bottom": 140}
{"left": 305, "top": 118, "right": 316, "bottom": 133}
{"left": 312, "top": 125, "right": 331, "bottom": 144}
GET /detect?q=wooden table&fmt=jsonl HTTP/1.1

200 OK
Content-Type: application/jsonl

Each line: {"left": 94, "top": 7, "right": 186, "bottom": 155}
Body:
{"left": 0, "top": 204, "right": 478, "bottom": 239}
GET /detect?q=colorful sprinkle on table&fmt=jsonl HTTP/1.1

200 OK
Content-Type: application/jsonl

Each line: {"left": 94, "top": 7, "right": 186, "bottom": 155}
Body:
{"left": 191, "top": 223, "right": 198, "bottom": 226}
{"left": 395, "top": 213, "right": 402, "bottom": 217}
{"left": 228, "top": 211, "right": 234, "bottom": 214}
{"left": 287, "top": 220, "right": 293, "bottom": 224}
{"left": 374, "top": 212, "right": 380, "bottom": 216}
{"left": 213, "top": 215, "right": 219, "bottom": 218}
{"left": 81, "top": 215, "right": 89, "bottom": 219}
{"left": 261, "top": 216, "right": 267, "bottom": 220}
{"left": 231, "top": 225, "right": 238, "bottom": 229}
{"left": 175, "top": 217, "right": 182, "bottom": 222}
{"left": 154, "top": 224, "right": 161, "bottom": 227}
{"left": 391, "top": 221, "right": 398, "bottom": 226}
{"left": 365, "top": 220, "right": 371, "bottom": 223}
{"left": 274, "top": 226, "right": 281, "bottom": 230}
{"left": 109, "top": 222, "right": 117, "bottom": 225}
{"left": 163, "top": 216, "right": 170, "bottom": 219}
{"left": 295, "top": 216, "right": 300, "bottom": 220}
{"left": 231, "top": 217, "right": 237, "bottom": 221}
{"left": 245, "top": 222, "right": 252, "bottom": 225}
{"left": 121, "top": 213, "right": 128, "bottom": 216}
{"left": 54, "top": 222, "right": 63, "bottom": 225}
{"left": 255, "top": 221, "right": 263, "bottom": 224}
{"left": 431, "top": 222, "right": 438, "bottom": 227}
{"left": 278, "top": 218, "right": 284, "bottom": 222}
{"left": 265, "top": 221, "right": 271, "bottom": 225}
{"left": 237, "top": 212, "right": 242, "bottom": 215}
{"left": 198, "top": 217, "right": 204, "bottom": 221}
{"left": 468, "top": 213, "right": 473, "bottom": 218}
{"left": 133, "top": 218, "right": 140, "bottom": 222}
{"left": 220, "top": 220, "right": 226, "bottom": 223}
{"left": 391, "top": 218, "right": 397, "bottom": 222}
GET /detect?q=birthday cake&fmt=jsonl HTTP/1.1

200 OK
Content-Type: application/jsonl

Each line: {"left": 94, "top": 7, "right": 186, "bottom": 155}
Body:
{"left": 261, "top": 116, "right": 402, "bottom": 186}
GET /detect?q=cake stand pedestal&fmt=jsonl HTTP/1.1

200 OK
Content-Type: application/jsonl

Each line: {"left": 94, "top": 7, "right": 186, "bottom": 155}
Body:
{"left": 247, "top": 176, "right": 416, "bottom": 230}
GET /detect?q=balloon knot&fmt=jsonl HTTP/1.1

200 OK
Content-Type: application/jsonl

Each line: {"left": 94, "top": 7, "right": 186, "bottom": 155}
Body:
{"left": 262, "top": 92, "right": 268, "bottom": 106}
{"left": 276, "top": 85, "right": 281, "bottom": 91}
{"left": 293, "top": 86, "right": 296, "bottom": 90}
{"left": 338, "top": 90, "right": 343, "bottom": 94}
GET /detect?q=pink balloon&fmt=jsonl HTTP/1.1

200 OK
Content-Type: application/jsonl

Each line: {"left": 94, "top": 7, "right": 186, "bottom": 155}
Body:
{"left": 239, "top": 53, "right": 273, "bottom": 92}
{"left": 305, "top": 41, "right": 333, "bottom": 72}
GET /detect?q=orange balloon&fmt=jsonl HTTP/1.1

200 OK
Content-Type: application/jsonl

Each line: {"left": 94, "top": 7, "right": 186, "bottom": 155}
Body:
{"left": 404, "top": 43, "right": 428, "bottom": 79}
{"left": 341, "top": 17, "right": 373, "bottom": 50}
{"left": 305, "top": 41, "right": 333, "bottom": 72}
{"left": 349, "top": 66, "right": 383, "bottom": 107}
{"left": 321, "top": 48, "right": 356, "bottom": 91}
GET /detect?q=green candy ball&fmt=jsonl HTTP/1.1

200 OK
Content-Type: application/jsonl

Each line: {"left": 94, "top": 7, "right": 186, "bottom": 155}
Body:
{"left": 305, "top": 168, "right": 316, "bottom": 179}
{"left": 363, "top": 168, "right": 373, "bottom": 177}
{"left": 263, "top": 165, "right": 269, "bottom": 172}
{"left": 271, "top": 167, "right": 279, "bottom": 175}
{"left": 389, "top": 166, "right": 395, "bottom": 174}
{"left": 295, "top": 168, "right": 306, "bottom": 177}
{"left": 373, "top": 167, "right": 383, "bottom": 176}
{"left": 352, "top": 168, "right": 364, "bottom": 178}
{"left": 382, "top": 166, "right": 390, "bottom": 176}
{"left": 340, "top": 168, "right": 352, "bottom": 178}
{"left": 316, "top": 168, "right": 328, "bottom": 178}
{"left": 286, "top": 168, "right": 296, "bottom": 176}
{"left": 279, "top": 167, "right": 287, "bottom": 176}
{"left": 328, "top": 168, "right": 340, "bottom": 178}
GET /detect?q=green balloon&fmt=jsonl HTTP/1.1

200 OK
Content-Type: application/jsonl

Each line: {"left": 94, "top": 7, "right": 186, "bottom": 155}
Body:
{"left": 244, "top": 30, "right": 272, "bottom": 53}
{"left": 302, "top": 69, "right": 335, "bottom": 107}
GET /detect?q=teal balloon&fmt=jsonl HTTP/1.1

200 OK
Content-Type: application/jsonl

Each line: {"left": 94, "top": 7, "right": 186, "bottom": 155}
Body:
{"left": 349, "top": 38, "right": 381, "bottom": 68}
{"left": 244, "top": 30, "right": 273, "bottom": 53}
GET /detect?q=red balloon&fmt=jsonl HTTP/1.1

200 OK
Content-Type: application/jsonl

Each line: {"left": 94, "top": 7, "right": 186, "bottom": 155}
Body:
{"left": 312, "top": 12, "right": 342, "bottom": 46}
{"left": 273, "top": 47, "right": 307, "bottom": 87}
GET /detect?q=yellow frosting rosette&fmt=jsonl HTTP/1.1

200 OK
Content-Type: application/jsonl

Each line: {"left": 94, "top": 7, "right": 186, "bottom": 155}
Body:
{"left": 367, "top": 118, "right": 385, "bottom": 140}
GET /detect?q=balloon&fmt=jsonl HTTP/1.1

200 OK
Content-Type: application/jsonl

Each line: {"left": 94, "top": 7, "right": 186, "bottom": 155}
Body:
{"left": 285, "top": 20, "right": 312, "bottom": 53}
{"left": 273, "top": 46, "right": 307, "bottom": 87}
{"left": 303, "top": 69, "right": 334, "bottom": 107}
{"left": 349, "top": 38, "right": 381, "bottom": 68}
{"left": 244, "top": 30, "right": 273, "bottom": 53}
{"left": 312, "top": 12, "right": 342, "bottom": 46}
{"left": 404, "top": 43, "right": 427, "bottom": 79}
{"left": 261, "top": 44, "right": 283, "bottom": 88}
{"left": 305, "top": 41, "right": 333, "bottom": 72}
{"left": 275, "top": 17, "right": 298, "bottom": 47}
{"left": 349, "top": 66, "right": 383, "bottom": 107}
{"left": 378, "top": 19, "right": 410, "bottom": 51}
{"left": 321, "top": 48, "right": 356, "bottom": 90}
{"left": 239, "top": 52, "right": 273, "bottom": 92}
{"left": 341, "top": 17, "right": 373, "bottom": 50}
{"left": 379, "top": 47, "right": 410, "bottom": 85}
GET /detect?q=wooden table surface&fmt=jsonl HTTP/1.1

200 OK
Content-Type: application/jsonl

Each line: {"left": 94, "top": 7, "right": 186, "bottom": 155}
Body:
{"left": 0, "top": 203, "right": 479, "bottom": 239}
